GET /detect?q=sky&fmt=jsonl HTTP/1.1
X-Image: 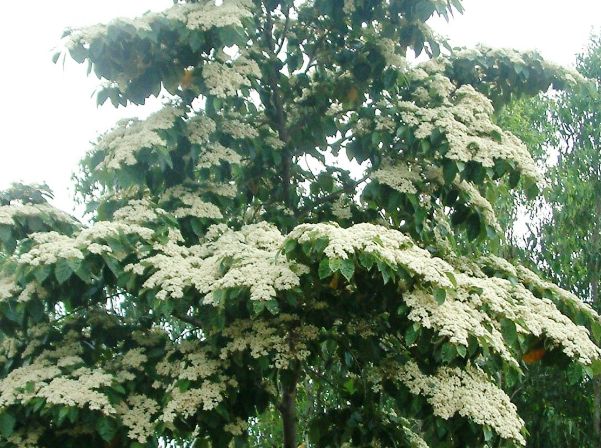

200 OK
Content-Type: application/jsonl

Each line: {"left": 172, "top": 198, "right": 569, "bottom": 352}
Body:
{"left": 0, "top": 0, "right": 600, "bottom": 215}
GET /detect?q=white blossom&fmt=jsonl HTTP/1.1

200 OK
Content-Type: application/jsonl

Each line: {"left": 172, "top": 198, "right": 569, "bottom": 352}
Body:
{"left": 397, "top": 361, "right": 526, "bottom": 445}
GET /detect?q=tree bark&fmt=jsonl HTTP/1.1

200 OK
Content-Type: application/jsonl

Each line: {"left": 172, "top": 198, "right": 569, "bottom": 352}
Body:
{"left": 279, "top": 378, "right": 298, "bottom": 448}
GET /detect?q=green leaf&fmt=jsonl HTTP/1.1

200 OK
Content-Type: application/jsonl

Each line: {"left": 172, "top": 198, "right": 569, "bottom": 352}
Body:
{"left": 358, "top": 252, "right": 375, "bottom": 270}
{"left": 466, "top": 213, "right": 481, "bottom": 241}
{"left": 33, "top": 264, "right": 52, "bottom": 283}
{"left": 567, "top": 363, "right": 583, "bottom": 385}
{"left": 283, "top": 238, "right": 297, "bottom": 254}
{"left": 265, "top": 299, "right": 279, "bottom": 315}
{"left": 405, "top": 324, "right": 419, "bottom": 345}
{"left": 318, "top": 258, "right": 332, "bottom": 279}
{"left": 433, "top": 287, "right": 446, "bottom": 305}
{"left": 591, "top": 359, "right": 601, "bottom": 377}
{"left": 445, "top": 271, "right": 458, "bottom": 288}
{"left": 328, "top": 257, "right": 343, "bottom": 273}
{"left": 483, "top": 425, "right": 494, "bottom": 442}
{"left": 0, "top": 412, "right": 16, "bottom": 438}
{"left": 96, "top": 416, "right": 117, "bottom": 442}
{"left": 55, "top": 259, "right": 73, "bottom": 284}
{"left": 456, "top": 344, "right": 467, "bottom": 358}
{"left": 343, "top": 378, "right": 357, "bottom": 395}
{"left": 339, "top": 258, "right": 355, "bottom": 281}
{"left": 443, "top": 159, "right": 458, "bottom": 184}
{"left": 501, "top": 318, "right": 518, "bottom": 345}
{"left": 441, "top": 343, "right": 456, "bottom": 363}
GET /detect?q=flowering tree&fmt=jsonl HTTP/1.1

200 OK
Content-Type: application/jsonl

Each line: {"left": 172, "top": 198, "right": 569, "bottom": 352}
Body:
{"left": 1, "top": 1, "right": 600, "bottom": 447}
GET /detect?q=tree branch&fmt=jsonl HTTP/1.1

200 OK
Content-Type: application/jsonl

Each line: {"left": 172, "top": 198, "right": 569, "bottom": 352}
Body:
{"left": 172, "top": 311, "right": 203, "bottom": 328}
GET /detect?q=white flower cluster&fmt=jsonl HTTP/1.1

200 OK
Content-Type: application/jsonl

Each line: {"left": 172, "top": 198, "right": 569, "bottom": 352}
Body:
{"left": 289, "top": 223, "right": 600, "bottom": 365}
{"left": 173, "top": 0, "right": 253, "bottom": 31}
{"left": 117, "top": 394, "right": 159, "bottom": 444}
{"left": 343, "top": 0, "right": 355, "bottom": 14}
{"left": 161, "top": 186, "right": 223, "bottom": 220}
{"left": 377, "top": 38, "right": 407, "bottom": 69}
{"left": 453, "top": 46, "right": 586, "bottom": 87}
{"left": 162, "top": 381, "right": 226, "bottom": 422}
{"left": 513, "top": 284, "right": 600, "bottom": 364}
{"left": 372, "top": 161, "right": 421, "bottom": 194}
{"left": 289, "top": 223, "right": 454, "bottom": 288}
{"left": 6, "top": 425, "right": 43, "bottom": 448}
{"left": 0, "top": 360, "right": 116, "bottom": 416}
{"left": 224, "top": 418, "right": 248, "bottom": 436}
{"left": 0, "top": 202, "right": 76, "bottom": 228}
{"left": 38, "top": 369, "right": 115, "bottom": 414}
{"left": 157, "top": 340, "right": 234, "bottom": 423}
{"left": 515, "top": 264, "right": 601, "bottom": 321}
{"left": 331, "top": 196, "right": 353, "bottom": 220}
{"left": 112, "top": 198, "right": 167, "bottom": 224}
{"left": 221, "top": 317, "right": 317, "bottom": 369}
{"left": 398, "top": 61, "right": 540, "bottom": 181}
{"left": 96, "top": 106, "right": 183, "bottom": 171}
{"left": 454, "top": 180, "right": 501, "bottom": 233}
{"left": 67, "top": 0, "right": 253, "bottom": 49}
{"left": 202, "top": 56, "right": 261, "bottom": 98}
{"left": 405, "top": 266, "right": 600, "bottom": 365}
{"left": 186, "top": 114, "right": 216, "bottom": 145}
{"left": 18, "top": 232, "right": 84, "bottom": 266}
{"left": 397, "top": 361, "right": 526, "bottom": 445}
{"left": 202, "top": 181, "right": 238, "bottom": 198}
{"left": 17, "top": 219, "right": 155, "bottom": 268}
{"left": 132, "top": 222, "right": 306, "bottom": 303}
{"left": 0, "top": 274, "right": 19, "bottom": 301}
{"left": 404, "top": 287, "right": 514, "bottom": 364}
{"left": 221, "top": 117, "right": 259, "bottom": 140}
{"left": 197, "top": 142, "right": 243, "bottom": 168}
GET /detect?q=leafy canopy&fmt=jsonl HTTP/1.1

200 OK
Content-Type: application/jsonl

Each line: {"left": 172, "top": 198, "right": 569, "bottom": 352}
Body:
{"left": 0, "top": 1, "right": 599, "bottom": 447}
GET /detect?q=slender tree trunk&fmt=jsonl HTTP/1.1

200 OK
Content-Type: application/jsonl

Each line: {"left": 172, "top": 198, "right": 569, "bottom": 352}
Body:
{"left": 279, "top": 378, "right": 298, "bottom": 448}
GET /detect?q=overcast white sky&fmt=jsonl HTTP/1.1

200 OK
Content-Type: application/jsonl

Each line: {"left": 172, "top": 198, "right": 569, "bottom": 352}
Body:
{"left": 0, "top": 0, "right": 599, "bottom": 214}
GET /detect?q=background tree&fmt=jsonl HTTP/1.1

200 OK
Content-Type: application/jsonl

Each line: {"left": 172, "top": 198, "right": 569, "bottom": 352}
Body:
{"left": 487, "top": 35, "right": 601, "bottom": 447}
{"left": 0, "top": 1, "right": 600, "bottom": 447}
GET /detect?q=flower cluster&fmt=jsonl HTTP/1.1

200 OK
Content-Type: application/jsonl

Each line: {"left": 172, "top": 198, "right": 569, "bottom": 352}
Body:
{"left": 221, "top": 317, "right": 318, "bottom": 369}
{"left": 117, "top": 394, "right": 159, "bottom": 444}
{"left": 67, "top": 0, "right": 253, "bottom": 49}
{"left": 0, "top": 202, "right": 76, "bottom": 228}
{"left": 197, "top": 142, "right": 243, "bottom": 168}
{"left": 372, "top": 161, "right": 421, "bottom": 194}
{"left": 130, "top": 222, "right": 307, "bottom": 303}
{"left": 289, "top": 223, "right": 454, "bottom": 288}
{"left": 202, "top": 56, "right": 261, "bottom": 98}
{"left": 17, "top": 220, "right": 155, "bottom": 268}
{"left": 161, "top": 186, "right": 223, "bottom": 220}
{"left": 397, "top": 361, "right": 526, "bottom": 445}
{"left": 398, "top": 64, "right": 540, "bottom": 181}
{"left": 96, "top": 106, "right": 183, "bottom": 171}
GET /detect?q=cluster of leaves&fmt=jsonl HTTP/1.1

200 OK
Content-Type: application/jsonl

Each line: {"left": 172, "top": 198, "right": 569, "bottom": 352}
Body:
{"left": 488, "top": 35, "right": 601, "bottom": 447}
{"left": 0, "top": 0, "right": 599, "bottom": 447}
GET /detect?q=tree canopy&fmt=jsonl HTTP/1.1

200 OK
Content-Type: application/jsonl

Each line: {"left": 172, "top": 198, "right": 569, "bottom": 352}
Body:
{"left": 0, "top": 1, "right": 599, "bottom": 447}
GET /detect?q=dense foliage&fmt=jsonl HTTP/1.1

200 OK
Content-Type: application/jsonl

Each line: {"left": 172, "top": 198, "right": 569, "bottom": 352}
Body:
{"left": 0, "top": 1, "right": 599, "bottom": 447}
{"left": 495, "top": 35, "right": 601, "bottom": 447}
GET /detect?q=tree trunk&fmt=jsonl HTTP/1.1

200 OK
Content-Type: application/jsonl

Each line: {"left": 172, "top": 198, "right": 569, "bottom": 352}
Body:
{"left": 280, "top": 379, "right": 298, "bottom": 448}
